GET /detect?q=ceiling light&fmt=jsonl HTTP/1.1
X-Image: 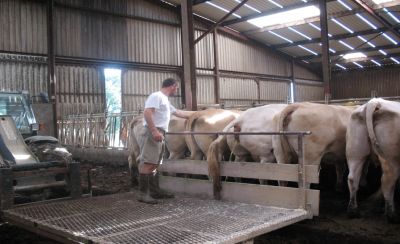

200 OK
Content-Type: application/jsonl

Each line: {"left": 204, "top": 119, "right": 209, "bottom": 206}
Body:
{"left": 390, "top": 57, "right": 400, "bottom": 64}
{"left": 247, "top": 6, "right": 320, "bottom": 28}
{"left": 207, "top": 2, "right": 241, "bottom": 18}
{"left": 356, "top": 14, "right": 378, "bottom": 29}
{"left": 332, "top": 19, "right": 354, "bottom": 33}
{"left": 339, "top": 40, "right": 354, "bottom": 50}
{"left": 234, "top": 0, "right": 261, "bottom": 13}
{"left": 343, "top": 52, "right": 367, "bottom": 59}
{"left": 298, "top": 45, "right": 318, "bottom": 55}
{"left": 268, "top": 31, "right": 293, "bottom": 43}
{"left": 335, "top": 64, "right": 347, "bottom": 70}
{"left": 338, "top": 0, "right": 352, "bottom": 11}
{"left": 384, "top": 8, "right": 400, "bottom": 23}
{"left": 289, "top": 27, "right": 312, "bottom": 40}
{"left": 357, "top": 36, "right": 376, "bottom": 47}
{"left": 379, "top": 50, "right": 387, "bottom": 55}
{"left": 382, "top": 33, "right": 398, "bottom": 45}
{"left": 371, "top": 60, "right": 382, "bottom": 66}
{"left": 268, "top": 0, "right": 283, "bottom": 8}
{"left": 353, "top": 62, "right": 364, "bottom": 68}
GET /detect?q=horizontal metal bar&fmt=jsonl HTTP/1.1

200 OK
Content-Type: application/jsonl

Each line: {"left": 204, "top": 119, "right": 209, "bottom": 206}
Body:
{"left": 12, "top": 161, "right": 66, "bottom": 171}
{"left": 167, "top": 131, "right": 311, "bottom": 136}
{"left": 14, "top": 181, "right": 66, "bottom": 192}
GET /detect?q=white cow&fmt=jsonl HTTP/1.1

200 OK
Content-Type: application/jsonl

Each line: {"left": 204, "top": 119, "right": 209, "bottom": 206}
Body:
{"left": 272, "top": 102, "right": 355, "bottom": 190}
{"left": 207, "top": 104, "right": 287, "bottom": 199}
{"left": 185, "top": 109, "right": 241, "bottom": 160}
{"left": 347, "top": 98, "right": 400, "bottom": 223}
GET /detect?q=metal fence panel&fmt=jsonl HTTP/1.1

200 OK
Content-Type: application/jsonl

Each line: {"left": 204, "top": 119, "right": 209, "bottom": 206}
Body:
{"left": 0, "top": 54, "right": 47, "bottom": 98}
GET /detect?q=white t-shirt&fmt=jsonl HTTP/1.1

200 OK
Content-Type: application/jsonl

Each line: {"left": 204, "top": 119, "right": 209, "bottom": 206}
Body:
{"left": 143, "top": 91, "right": 176, "bottom": 131}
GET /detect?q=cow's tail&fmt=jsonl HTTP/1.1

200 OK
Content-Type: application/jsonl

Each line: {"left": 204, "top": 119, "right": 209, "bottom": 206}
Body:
{"left": 206, "top": 120, "right": 236, "bottom": 200}
{"left": 185, "top": 112, "right": 201, "bottom": 159}
{"left": 366, "top": 99, "right": 384, "bottom": 157}
{"left": 128, "top": 116, "right": 143, "bottom": 187}
{"left": 274, "top": 104, "right": 300, "bottom": 164}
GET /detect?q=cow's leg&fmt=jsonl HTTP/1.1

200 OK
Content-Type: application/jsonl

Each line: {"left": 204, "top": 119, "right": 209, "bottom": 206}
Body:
{"left": 335, "top": 161, "right": 346, "bottom": 192}
{"left": 380, "top": 159, "right": 400, "bottom": 223}
{"left": 347, "top": 158, "right": 366, "bottom": 218}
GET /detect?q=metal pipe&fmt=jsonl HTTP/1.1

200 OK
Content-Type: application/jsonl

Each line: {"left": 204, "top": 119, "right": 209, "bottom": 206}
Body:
{"left": 167, "top": 131, "right": 311, "bottom": 136}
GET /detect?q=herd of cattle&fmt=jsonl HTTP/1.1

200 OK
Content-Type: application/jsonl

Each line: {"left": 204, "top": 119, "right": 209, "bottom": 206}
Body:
{"left": 126, "top": 98, "right": 400, "bottom": 223}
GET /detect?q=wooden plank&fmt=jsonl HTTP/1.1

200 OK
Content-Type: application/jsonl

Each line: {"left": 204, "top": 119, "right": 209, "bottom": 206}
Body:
{"left": 160, "top": 176, "right": 319, "bottom": 216}
{"left": 160, "top": 160, "right": 319, "bottom": 184}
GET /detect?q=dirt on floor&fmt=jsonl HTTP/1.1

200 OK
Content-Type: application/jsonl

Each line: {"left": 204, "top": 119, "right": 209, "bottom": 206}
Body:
{"left": 1, "top": 162, "right": 399, "bottom": 244}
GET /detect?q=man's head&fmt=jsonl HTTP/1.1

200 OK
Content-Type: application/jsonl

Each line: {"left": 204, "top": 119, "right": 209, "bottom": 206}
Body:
{"left": 161, "top": 78, "right": 178, "bottom": 96}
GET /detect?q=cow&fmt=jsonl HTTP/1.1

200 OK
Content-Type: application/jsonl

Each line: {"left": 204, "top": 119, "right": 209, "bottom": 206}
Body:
{"left": 272, "top": 102, "right": 355, "bottom": 190}
{"left": 185, "top": 109, "right": 241, "bottom": 160}
{"left": 347, "top": 98, "right": 400, "bottom": 223}
{"left": 207, "top": 104, "right": 287, "bottom": 199}
{"left": 127, "top": 112, "right": 194, "bottom": 187}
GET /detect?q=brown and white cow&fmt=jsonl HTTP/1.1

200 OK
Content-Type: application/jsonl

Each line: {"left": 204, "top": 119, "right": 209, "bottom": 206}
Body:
{"left": 185, "top": 109, "right": 241, "bottom": 160}
{"left": 272, "top": 102, "right": 355, "bottom": 190}
{"left": 347, "top": 98, "right": 400, "bottom": 223}
{"left": 207, "top": 104, "right": 287, "bottom": 199}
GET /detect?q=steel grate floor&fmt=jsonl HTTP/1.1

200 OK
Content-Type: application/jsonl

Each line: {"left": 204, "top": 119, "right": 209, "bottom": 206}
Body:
{"left": 3, "top": 192, "right": 311, "bottom": 243}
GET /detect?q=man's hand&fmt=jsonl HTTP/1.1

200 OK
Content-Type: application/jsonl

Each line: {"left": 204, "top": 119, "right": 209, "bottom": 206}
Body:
{"left": 151, "top": 129, "right": 164, "bottom": 142}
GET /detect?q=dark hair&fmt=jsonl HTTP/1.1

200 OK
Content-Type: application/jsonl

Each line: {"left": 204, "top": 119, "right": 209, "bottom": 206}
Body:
{"left": 162, "top": 78, "right": 177, "bottom": 88}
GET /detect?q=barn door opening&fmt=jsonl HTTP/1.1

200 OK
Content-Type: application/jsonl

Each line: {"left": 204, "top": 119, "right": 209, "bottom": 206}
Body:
{"left": 104, "top": 68, "right": 122, "bottom": 146}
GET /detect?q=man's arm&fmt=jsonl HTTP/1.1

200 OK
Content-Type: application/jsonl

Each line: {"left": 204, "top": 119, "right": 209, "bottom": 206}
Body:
{"left": 173, "top": 110, "right": 190, "bottom": 119}
{"left": 144, "top": 107, "right": 163, "bottom": 141}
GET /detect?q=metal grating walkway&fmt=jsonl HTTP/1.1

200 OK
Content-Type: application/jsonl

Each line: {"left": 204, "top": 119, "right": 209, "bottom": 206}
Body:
{"left": 3, "top": 192, "right": 311, "bottom": 243}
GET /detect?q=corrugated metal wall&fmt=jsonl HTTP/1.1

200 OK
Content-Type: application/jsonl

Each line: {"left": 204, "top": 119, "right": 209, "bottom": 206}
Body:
{"left": 217, "top": 33, "right": 291, "bottom": 77}
{"left": 195, "top": 30, "right": 214, "bottom": 69}
{"left": 259, "top": 80, "right": 289, "bottom": 103}
{"left": 0, "top": 0, "right": 47, "bottom": 54}
{"left": 219, "top": 77, "right": 258, "bottom": 106}
{"left": 294, "top": 64, "right": 321, "bottom": 81}
{"left": 57, "top": 65, "right": 105, "bottom": 117}
{"left": 197, "top": 71, "right": 215, "bottom": 105}
{"left": 295, "top": 80, "right": 324, "bottom": 102}
{"left": 121, "top": 69, "right": 182, "bottom": 112}
{"left": 331, "top": 67, "right": 400, "bottom": 99}
{"left": 0, "top": 54, "right": 47, "bottom": 97}
{"left": 0, "top": 0, "right": 322, "bottom": 112}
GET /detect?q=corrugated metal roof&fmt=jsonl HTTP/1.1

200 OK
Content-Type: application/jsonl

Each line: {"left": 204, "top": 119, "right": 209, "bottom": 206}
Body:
{"left": 164, "top": 0, "right": 400, "bottom": 70}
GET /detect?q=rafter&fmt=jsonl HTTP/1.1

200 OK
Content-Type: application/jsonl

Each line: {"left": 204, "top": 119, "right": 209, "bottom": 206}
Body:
{"left": 353, "top": 0, "right": 400, "bottom": 40}
{"left": 195, "top": 0, "right": 250, "bottom": 44}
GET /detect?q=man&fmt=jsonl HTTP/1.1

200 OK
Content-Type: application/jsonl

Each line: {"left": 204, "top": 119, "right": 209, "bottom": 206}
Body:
{"left": 138, "top": 78, "right": 189, "bottom": 204}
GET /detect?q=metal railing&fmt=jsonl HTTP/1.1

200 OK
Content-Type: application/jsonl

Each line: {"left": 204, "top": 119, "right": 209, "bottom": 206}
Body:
{"left": 58, "top": 111, "right": 140, "bottom": 148}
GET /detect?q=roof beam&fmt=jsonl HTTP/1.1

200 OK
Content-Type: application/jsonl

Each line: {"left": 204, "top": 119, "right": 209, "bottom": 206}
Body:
{"left": 195, "top": 0, "right": 250, "bottom": 44}
{"left": 243, "top": 0, "right": 400, "bottom": 34}
{"left": 298, "top": 43, "right": 400, "bottom": 61}
{"left": 272, "top": 25, "right": 400, "bottom": 49}
{"left": 352, "top": 0, "right": 400, "bottom": 40}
